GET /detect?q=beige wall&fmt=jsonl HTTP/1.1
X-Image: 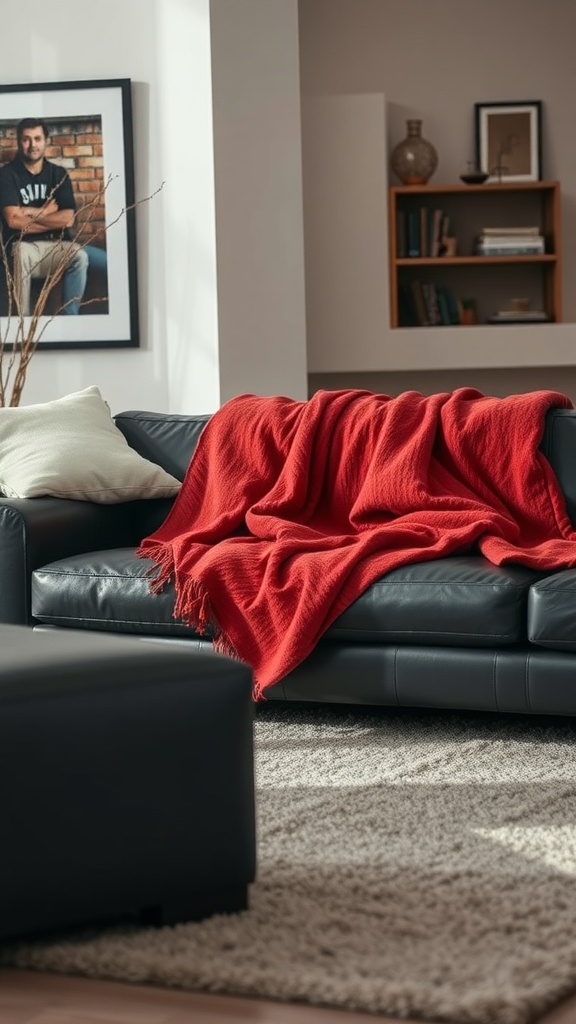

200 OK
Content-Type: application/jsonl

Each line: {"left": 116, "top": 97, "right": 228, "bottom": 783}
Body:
{"left": 299, "top": 0, "right": 576, "bottom": 400}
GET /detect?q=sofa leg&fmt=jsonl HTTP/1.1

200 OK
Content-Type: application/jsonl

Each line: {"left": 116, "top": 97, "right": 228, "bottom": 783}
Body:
{"left": 140, "top": 885, "right": 249, "bottom": 927}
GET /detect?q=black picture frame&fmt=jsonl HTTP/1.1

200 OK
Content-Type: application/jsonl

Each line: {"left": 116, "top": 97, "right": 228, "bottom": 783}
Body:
{"left": 474, "top": 100, "right": 542, "bottom": 184}
{"left": 0, "top": 78, "right": 138, "bottom": 349}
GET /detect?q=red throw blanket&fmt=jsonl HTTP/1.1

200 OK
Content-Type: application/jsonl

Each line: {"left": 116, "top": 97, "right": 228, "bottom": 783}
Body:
{"left": 137, "top": 387, "right": 576, "bottom": 698}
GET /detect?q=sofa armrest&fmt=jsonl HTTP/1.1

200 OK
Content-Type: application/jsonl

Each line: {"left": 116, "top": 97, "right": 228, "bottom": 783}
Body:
{"left": 130, "top": 497, "right": 175, "bottom": 541}
{"left": 0, "top": 497, "right": 139, "bottom": 626}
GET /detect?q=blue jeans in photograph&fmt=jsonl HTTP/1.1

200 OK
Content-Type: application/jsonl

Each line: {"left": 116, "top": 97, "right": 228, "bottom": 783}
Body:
{"left": 14, "top": 240, "right": 109, "bottom": 316}
{"left": 62, "top": 244, "right": 108, "bottom": 315}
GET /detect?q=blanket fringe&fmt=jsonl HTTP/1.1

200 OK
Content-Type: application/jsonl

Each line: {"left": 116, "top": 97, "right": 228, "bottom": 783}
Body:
{"left": 136, "top": 543, "right": 174, "bottom": 595}
{"left": 175, "top": 577, "right": 242, "bottom": 662}
{"left": 208, "top": 624, "right": 262, "bottom": 703}
{"left": 174, "top": 576, "right": 215, "bottom": 634}
{"left": 212, "top": 631, "right": 242, "bottom": 665}
{"left": 140, "top": 548, "right": 260, "bottom": 696}
{"left": 176, "top": 577, "right": 262, "bottom": 697}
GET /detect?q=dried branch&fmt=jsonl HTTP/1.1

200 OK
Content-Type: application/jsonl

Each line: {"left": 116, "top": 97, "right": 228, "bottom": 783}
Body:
{"left": 491, "top": 133, "right": 521, "bottom": 182}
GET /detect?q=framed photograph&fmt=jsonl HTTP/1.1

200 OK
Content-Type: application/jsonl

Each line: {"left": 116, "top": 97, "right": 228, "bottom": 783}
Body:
{"left": 475, "top": 101, "right": 542, "bottom": 183}
{"left": 0, "top": 78, "right": 138, "bottom": 349}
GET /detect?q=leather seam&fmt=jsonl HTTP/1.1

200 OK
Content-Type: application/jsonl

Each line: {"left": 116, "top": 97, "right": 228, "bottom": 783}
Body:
{"left": 35, "top": 571, "right": 153, "bottom": 581}
{"left": 367, "top": 580, "right": 534, "bottom": 590}
{"left": 531, "top": 586, "right": 576, "bottom": 593}
{"left": 34, "top": 613, "right": 200, "bottom": 630}
{"left": 393, "top": 646, "right": 399, "bottom": 705}
{"left": 528, "top": 638, "right": 576, "bottom": 647}
{"left": 329, "top": 628, "right": 518, "bottom": 640}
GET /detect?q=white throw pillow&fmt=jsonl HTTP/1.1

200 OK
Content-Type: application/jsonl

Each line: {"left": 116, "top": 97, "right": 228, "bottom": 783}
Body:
{"left": 0, "top": 386, "right": 182, "bottom": 502}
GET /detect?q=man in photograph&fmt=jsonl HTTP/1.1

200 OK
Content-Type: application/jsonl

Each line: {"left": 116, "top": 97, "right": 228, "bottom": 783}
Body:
{"left": 0, "top": 117, "right": 107, "bottom": 315}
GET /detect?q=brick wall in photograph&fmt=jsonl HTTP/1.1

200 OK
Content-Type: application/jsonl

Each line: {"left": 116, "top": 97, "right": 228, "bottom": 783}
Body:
{"left": 0, "top": 116, "right": 107, "bottom": 248}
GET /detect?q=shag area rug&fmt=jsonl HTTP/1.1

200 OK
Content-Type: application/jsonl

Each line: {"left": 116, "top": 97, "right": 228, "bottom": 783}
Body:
{"left": 2, "top": 703, "right": 576, "bottom": 1024}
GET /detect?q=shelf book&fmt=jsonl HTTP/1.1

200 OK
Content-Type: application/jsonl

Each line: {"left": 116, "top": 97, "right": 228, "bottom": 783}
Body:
{"left": 398, "top": 206, "right": 445, "bottom": 259}
{"left": 400, "top": 281, "right": 460, "bottom": 327}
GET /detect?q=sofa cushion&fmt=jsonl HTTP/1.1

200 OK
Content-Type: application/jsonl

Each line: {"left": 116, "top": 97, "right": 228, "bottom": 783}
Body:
{"left": 0, "top": 387, "right": 181, "bottom": 503}
{"left": 527, "top": 568, "right": 576, "bottom": 650}
{"left": 325, "top": 555, "right": 544, "bottom": 647}
{"left": 33, "top": 550, "right": 542, "bottom": 649}
{"left": 32, "top": 549, "right": 206, "bottom": 638}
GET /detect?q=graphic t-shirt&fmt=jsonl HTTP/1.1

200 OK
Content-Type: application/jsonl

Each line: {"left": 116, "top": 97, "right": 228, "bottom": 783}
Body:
{"left": 0, "top": 157, "right": 76, "bottom": 252}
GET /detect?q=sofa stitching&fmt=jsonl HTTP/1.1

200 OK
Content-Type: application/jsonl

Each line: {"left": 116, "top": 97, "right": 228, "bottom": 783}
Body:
{"left": 493, "top": 651, "right": 499, "bottom": 712}
{"left": 34, "top": 613, "right": 199, "bottom": 630}
{"left": 330, "top": 627, "right": 518, "bottom": 639}
{"left": 35, "top": 570, "right": 153, "bottom": 580}
{"left": 393, "top": 646, "right": 399, "bottom": 705}
{"left": 529, "top": 638, "right": 576, "bottom": 647}
{"left": 366, "top": 580, "right": 535, "bottom": 590}
{"left": 531, "top": 585, "right": 576, "bottom": 593}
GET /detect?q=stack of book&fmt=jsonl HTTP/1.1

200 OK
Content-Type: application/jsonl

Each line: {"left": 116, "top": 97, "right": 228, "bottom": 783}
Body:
{"left": 475, "top": 226, "right": 545, "bottom": 256}
{"left": 487, "top": 309, "right": 550, "bottom": 325}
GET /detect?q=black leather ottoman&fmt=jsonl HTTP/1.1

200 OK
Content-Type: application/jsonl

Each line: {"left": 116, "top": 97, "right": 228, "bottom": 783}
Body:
{"left": 0, "top": 625, "right": 255, "bottom": 940}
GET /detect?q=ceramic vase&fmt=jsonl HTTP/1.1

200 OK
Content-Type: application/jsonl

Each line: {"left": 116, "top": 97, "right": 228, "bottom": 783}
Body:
{"left": 391, "top": 119, "right": 438, "bottom": 186}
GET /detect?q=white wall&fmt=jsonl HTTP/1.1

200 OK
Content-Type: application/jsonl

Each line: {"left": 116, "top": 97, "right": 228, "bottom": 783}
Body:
{"left": 154, "top": 0, "right": 221, "bottom": 415}
{"left": 211, "top": 0, "right": 308, "bottom": 402}
{"left": 4, "top": 0, "right": 307, "bottom": 413}
{"left": 3, "top": 0, "right": 179, "bottom": 412}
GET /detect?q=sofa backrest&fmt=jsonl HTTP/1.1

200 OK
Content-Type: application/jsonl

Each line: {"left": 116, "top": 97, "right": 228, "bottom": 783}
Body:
{"left": 114, "top": 410, "right": 210, "bottom": 482}
{"left": 541, "top": 408, "right": 576, "bottom": 526}
{"left": 114, "top": 405, "right": 576, "bottom": 527}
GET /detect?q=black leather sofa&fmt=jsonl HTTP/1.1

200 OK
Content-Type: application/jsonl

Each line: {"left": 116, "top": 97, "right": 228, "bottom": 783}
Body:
{"left": 4, "top": 405, "right": 576, "bottom": 716}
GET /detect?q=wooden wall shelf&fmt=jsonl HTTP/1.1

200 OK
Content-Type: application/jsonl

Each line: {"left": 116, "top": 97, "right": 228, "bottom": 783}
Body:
{"left": 388, "top": 180, "right": 562, "bottom": 328}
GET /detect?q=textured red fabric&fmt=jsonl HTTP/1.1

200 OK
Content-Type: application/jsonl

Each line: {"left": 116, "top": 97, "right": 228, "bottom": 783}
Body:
{"left": 137, "top": 387, "right": 576, "bottom": 698}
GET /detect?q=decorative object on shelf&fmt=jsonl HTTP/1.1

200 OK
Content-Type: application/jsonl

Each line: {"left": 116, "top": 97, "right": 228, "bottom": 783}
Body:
{"left": 488, "top": 297, "right": 550, "bottom": 324}
{"left": 488, "top": 310, "right": 550, "bottom": 324}
{"left": 391, "top": 119, "right": 438, "bottom": 186}
{"left": 474, "top": 101, "right": 542, "bottom": 183}
{"left": 460, "top": 162, "right": 489, "bottom": 185}
{"left": 441, "top": 236, "right": 458, "bottom": 257}
{"left": 459, "top": 297, "right": 478, "bottom": 325}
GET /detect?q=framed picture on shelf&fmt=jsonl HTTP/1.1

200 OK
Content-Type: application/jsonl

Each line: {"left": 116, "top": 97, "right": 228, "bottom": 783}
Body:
{"left": 0, "top": 78, "right": 138, "bottom": 349}
{"left": 474, "top": 100, "right": 542, "bottom": 184}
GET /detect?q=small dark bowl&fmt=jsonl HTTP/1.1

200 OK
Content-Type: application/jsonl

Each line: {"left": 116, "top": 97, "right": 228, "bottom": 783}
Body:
{"left": 460, "top": 172, "right": 490, "bottom": 185}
